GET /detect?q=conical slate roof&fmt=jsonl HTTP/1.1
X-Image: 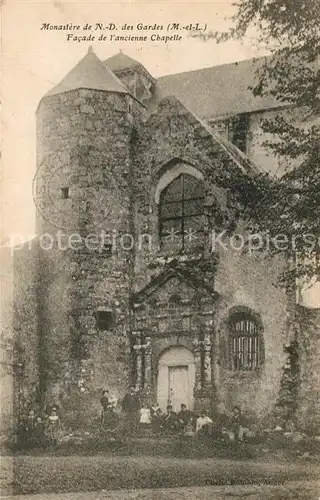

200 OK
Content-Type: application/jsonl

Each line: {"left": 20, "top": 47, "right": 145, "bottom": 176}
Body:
{"left": 104, "top": 51, "right": 141, "bottom": 72}
{"left": 45, "top": 47, "right": 129, "bottom": 97}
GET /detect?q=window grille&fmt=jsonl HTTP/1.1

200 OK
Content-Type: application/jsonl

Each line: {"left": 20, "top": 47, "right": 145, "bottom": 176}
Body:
{"left": 159, "top": 174, "right": 205, "bottom": 250}
{"left": 229, "top": 313, "right": 262, "bottom": 370}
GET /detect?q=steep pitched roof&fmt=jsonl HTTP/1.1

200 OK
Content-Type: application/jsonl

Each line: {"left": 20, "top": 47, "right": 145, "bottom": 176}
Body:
{"left": 104, "top": 51, "right": 141, "bottom": 72}
{"left": 104, "top": 51, "right": 156, "bottom": 85}
{"left": 154, "top": 57, "right": 281, "bottom": 119}
{"left": 45, "top": 47, "right": 129, "bottom": 97}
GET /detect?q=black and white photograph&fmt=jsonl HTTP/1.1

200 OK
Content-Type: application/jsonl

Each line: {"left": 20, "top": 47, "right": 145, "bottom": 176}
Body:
{"left": 1, "top": 1, "right": 319, "bottom": 499}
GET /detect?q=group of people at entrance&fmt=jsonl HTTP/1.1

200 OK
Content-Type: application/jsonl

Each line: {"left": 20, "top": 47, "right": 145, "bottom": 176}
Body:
{"left": 100, "top": 386, "right": 245, "bottom": 442}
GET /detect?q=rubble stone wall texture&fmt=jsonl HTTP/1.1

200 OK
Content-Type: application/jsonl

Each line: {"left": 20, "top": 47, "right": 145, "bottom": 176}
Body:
{"left": 132, "top": 98, "right": 289, "bottom": 419}
{"left": 12, "top": 88, "right": 319, "bottom": 429}
{"left": 26, "top": 89, "right": 144, "bottom": 424}
{"left": 133, "top": 98, "right": 234, "bottom": 286}
{"left": 215, "top": 248, "right": 288, "bottom": 419}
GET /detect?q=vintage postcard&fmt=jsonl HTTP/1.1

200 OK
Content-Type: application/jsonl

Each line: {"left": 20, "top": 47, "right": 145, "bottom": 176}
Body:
{"left": 1, "top": 1, "right": 319, "bottom": 499}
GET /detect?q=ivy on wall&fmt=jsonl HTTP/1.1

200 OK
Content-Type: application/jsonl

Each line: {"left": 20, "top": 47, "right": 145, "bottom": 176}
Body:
{"left": 275, "top": 337, "right": 301, "bottom": 426}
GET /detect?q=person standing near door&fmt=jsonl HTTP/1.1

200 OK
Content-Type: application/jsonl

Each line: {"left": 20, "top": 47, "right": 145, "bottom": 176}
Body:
{"left": 122, "top": 385, "right": 140, "bottom": 434}
{"left": 100, "top": 389, "right": 110, "bottom": 429}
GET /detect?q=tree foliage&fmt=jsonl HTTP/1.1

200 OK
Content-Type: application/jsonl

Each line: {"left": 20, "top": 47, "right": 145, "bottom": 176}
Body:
{"left": 200, "top": 0, "right": 320, "bottom": 288}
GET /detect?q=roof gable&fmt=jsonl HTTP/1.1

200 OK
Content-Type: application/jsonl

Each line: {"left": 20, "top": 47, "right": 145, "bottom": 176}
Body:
{"left": 45, "top": 48, "right": 129, "bottom": 97}
{"left": 133, "top": 259, "right": 219, "bottom": 305}
{"left": 148, "top": 95, "right": 260, "bottom": 175}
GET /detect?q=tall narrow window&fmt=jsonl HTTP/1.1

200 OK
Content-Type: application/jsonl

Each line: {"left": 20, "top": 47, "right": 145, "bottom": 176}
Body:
{"left": 229, "top": 312, "right": 263, "bottom": 370}
{"left": 159, "top": 174, "right": 205, "bottom": 250}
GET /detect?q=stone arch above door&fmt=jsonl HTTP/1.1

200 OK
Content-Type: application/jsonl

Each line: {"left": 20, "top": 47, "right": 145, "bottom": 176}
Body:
{"left": 157, "top": 345, "right": 195, "bottom": 413}
{"left": 158, "top": 346, "right": 195, "bottom": 366}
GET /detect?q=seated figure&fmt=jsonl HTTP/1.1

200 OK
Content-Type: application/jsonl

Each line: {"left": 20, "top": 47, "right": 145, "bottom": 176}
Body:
{"left": 139, "top": 403, "right": 152, "bottom": 432}
{"left": 162, "top": 405, "right": 179, "bottom": 433}
{"left": 196, "top": 410, "right": 213, "bottom": 437}
{"left": 228, "top": 406, "right": 245, "bottom": 442}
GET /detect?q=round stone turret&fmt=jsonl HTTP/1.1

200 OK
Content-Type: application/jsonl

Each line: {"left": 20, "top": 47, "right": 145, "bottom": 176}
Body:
{"left": 35, "top": 47, "right": 143, "bottom": 235}
{"left": 33, "top": 48, "right": 144, "bottom": 411}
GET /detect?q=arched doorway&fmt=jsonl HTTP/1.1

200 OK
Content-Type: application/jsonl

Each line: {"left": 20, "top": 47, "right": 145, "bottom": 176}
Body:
{"left": 157, "top": 346, "right": 195, "bottom": 412}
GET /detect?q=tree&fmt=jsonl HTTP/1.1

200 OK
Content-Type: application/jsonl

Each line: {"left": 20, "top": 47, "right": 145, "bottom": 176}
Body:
{"left": 197, "top": 0, "right": 320, "bottom": 289}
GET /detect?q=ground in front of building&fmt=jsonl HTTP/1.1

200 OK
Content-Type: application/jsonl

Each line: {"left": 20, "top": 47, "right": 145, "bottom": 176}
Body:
{"left": 2, "top": 481, "right": 320, "bottom": 500}
{"left": 1, "top": 453, "right": 319, "bottom": 496}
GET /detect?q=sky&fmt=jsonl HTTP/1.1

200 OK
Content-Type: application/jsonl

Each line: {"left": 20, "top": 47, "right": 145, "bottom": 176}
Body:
{"left": 1, "top": 0, "right": 268, "bottom": 241}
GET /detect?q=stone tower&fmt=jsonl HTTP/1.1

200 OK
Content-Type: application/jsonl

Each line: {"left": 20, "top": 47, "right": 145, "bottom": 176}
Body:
{"left": 34, "top": 48, "right": 144, "bottom": 423}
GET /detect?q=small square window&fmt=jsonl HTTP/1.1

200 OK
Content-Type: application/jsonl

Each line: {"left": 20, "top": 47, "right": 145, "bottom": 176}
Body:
{"left": 60, "top": 187, "right": 70, "bottom": 199}
{"left": 96, "top": 310, "right": 114, "bottom": 331}
{"left": 102, "top": 243, "right": 113, "bottom": 256}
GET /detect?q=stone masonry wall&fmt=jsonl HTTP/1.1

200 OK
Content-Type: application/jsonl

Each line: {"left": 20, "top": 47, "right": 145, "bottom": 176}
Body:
{"left": 133, "top": 97, "right": 234, "bottom": 289}
{"left": 33, "top": 89, "right": 144, "bottom": 425}
{"left": 214, "top": 241, "right": 289, "bottom": 420}
{"left": 131, "top": 96, "right": 290, "bottom": 421}
{"left": 15, "top": 88, "right": 318, "bottom": 429}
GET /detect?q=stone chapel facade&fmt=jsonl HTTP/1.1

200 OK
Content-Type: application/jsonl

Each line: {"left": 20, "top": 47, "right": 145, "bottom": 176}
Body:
{"left": 12, "top": 49, "right": 319, "bottom": 429}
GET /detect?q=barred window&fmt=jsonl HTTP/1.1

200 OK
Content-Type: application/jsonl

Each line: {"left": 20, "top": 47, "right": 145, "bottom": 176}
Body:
{"left": 229, "top": 312, "right": 262, "bottom": 370}
{"left": 159, "top": 174, "right": 205, "bottom": 250}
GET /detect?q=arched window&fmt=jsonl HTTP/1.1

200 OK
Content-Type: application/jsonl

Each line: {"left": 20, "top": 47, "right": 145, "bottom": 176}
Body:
{"left": 159, "top": 174, "right": 205, "bottom": 249}
{"left": 229, "top": 312, "right": 263, "bottom": 371}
